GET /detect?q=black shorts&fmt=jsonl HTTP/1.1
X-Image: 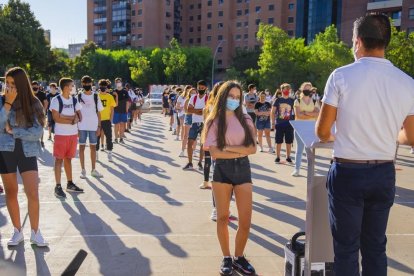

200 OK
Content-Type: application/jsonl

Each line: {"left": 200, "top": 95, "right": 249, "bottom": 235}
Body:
{"left": 0, "top": 139, "right": 38, "bottom": 174}
{"left": 275, "top": 123, "right": 294, "bottom": 144}
{"left": 213, "top": 157, "right": 252, "bottom": 185}
{"left": 130, "top": 103, "right": 138, "bottom": 111}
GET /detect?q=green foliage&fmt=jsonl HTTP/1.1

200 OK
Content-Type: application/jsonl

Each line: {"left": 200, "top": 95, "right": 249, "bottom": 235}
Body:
{"left": 386, "top": 26, "right": 414, "bottom": 77}
{"left": 162, "top": 38, "right": 187, "bottom": 83}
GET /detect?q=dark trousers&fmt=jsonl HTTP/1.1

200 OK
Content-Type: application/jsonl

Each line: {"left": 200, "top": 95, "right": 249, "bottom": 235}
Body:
{"left": 327, "top": 161, "right": 395, "bottom": 276}
{"left": 96, "top": 120, "right": 113, "bottom": 151}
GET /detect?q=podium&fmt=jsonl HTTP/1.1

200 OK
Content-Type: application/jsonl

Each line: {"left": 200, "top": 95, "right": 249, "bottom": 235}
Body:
{"left": 290, "top": 121, "right": 334, "bottom": 276}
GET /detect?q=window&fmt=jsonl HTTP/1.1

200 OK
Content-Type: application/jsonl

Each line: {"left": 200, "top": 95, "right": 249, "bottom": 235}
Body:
{"left": 131, "top": 22, "right": 136, "bottom": 28}
{"left": 189, "top": 38, "right": 194, "bottom": 44}
{"left": 236, "top": 34, "right": 242, "bottom": 40}
{"left": 132, "top": 10, "right": 136, "bottom": 16}
{"left": 244, "top": 21, "right": 248, "bottom": 27}
{"left": 268, "top": 18, "right": 274, "bottom": 24}
{"left": 288, "top": 3, "right": 295, "bottom": 10}
{"left": 218, "top": 35, "right": 223, "bottom": 40}
{"left": 189, "top": 27, "right": 194, "bottom": 32}
{"left": 208, "top": 12, "right": 212, "bottom": 18}
{"left": 244, "top": 34, "right": 248, "bottom": 40}
{"left": 138, "top": 9, "right": 142, "bottom": 15}
{"left": 407, "top": 27, "right": 414, "bottom": 34}
{"left": 190, "top": 4, "right": 194, "bottom": 9}
{"left": 237, "top": 10, "right": 242, "bottom": 16}
{"left": 245, "top": 9, "right": 249, "bottom": 15}
{"left": 217, "top": 60, "right": 223, "bottom": 65}
{"left": 190, "top": 16, "right": 194, "bottom": 21}
{"left": 138, "top": 21, "right": 142, "bottom": 27}
{"left": 255, "top": 6, "right": 261, "bottom": 13}
{"left": 409, "top": 8, "right": 414, "bottom": 20}
{"left": 207, "top": 24, "right": 212, "bottom": 30}
{"left": 237, "top": 0, "right": 242, "bottom": 3}
{"left": 391, "top": 11, "right": 401, "bottom": 20}
{"left": 198, "top": 14, "right": 201, "bottom": 20}
{"left": 218, "top": 22, "right": 224, "bottom": 28}
{"left": 207, "top": 1, "right": 212, "bottom": 6}
{"left": 236, "top": 22, "right": 242, "bottom": 28}
{"left": 198, "top": 3, "right": 201, "bottom": 8}
{"left": 132, "top": 35, "right": 136, "bottom": 41}
{"left": 269, "top": 4, "right": 274, "bottom": 11}
{"left": 197, "top": 38, "right": 201, "bottom": 43}
{"left": 207, "top": 36, "right": 212, "bottom": 41}
{"left": 219, "top": 11, "right": 224, "bottom": 16}
{"left": 197, "top": 26, "right": 201, "bottom": 31}
{"left": 166, "top": 0, "right": 170, "bottom": 5}
{"left": 255, "top": 19, "right": 261, "bottom": 25}
{"left": 288, "top": 17, "right": 294, "bottom": 23}
{"left": 219, "top": 0, "right": 224, "bottom": 4}
{"left": 254, "top": 45, "right": 260, "bottom": 51}
{"left": 137, "top": 34, "right": 143, "bottom": 40}
{"left": 218, "top": 47, "right": 223, "bottom": 52}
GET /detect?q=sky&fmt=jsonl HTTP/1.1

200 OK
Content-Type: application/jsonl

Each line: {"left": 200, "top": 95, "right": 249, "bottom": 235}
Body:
{"left": 0, "top": 0, "right": 87, "bottom": 48}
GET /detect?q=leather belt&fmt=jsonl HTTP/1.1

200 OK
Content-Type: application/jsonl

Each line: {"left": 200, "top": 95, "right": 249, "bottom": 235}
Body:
{"left": 333, "top": 158, "right": 393, "bottom": 164}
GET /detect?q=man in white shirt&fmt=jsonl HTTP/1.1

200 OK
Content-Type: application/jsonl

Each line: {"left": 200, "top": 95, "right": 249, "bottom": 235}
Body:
{"left": 50, "top": 78, "right": 84, "bottom": 198}
{"left": 78, "top": 76, "right": 104, "bottom": 179}
{"left": 316, "top": 14, "right": 414, "bottom": 276}
{"left": 183, "top": 80, "right": 208, "bottom": 170}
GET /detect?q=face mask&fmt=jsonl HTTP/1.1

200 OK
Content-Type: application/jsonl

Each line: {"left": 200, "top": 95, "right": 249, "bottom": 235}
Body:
{"left": 83, "top": 85, "right": 92, "bottom": 91}
{"left": 226, "top": 98, "right": 240, "bottom": 111}
{"left": 282, "top": 89, "right": 290, "bottom": 97}
{"left": 99, "top": 86, "right": 106, "bottom": 92}
{"left": 116, "top": 83, "right": 122, "bottom": 89}
{"left": 33, "top": 87, "right": 39, "bottom": 92}
{"left": 303, "top": 90, "right": 311, "bottom": 97}
{"left": 198, "top": 89, "right": 206, "bottom": 95}
{"left": 50, "top": 88, "right": 56, "bottom": 94}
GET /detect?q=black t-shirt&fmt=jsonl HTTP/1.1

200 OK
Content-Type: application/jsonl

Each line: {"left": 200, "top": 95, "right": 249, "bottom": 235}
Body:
{"left": 114, "top": 89, "right": 129, "bottom": 114}
{"left": 254, "top": 101, "right": 271, "bottom": 121}
{"left": 35, "top": 91, "right": 47, "bottom": 104}
{"left": 273, "top": 97, "right": 295, "bottom": 126}
{"left": 169, "top": 93, "right": 177, "bottom": 111}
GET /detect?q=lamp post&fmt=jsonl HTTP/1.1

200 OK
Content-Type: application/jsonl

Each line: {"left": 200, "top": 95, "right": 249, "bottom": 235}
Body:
{"left": 211, "top": 40, "right": 225, "bottom": 88}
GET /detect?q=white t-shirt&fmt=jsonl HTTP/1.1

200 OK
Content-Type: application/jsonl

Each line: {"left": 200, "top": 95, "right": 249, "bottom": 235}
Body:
{"left": 265, "top": 95, "right": 272, "bottom": 103}
{"left": 128, "top": 89, "right": 137, "bottom": 102}
{"left": 77, "top": 93, "right": 104, "bottom": 131}
{"left": 189, "top": 94, "right": 207, "bottom": 123}
{"left": 176, "top": 96, "right": 186, "bottom": 116}
{"left": 49, "top": 95, "right": 82, "bottom": 136}
{"left": 323, "top": 57, "right": 414, "bottom": 160}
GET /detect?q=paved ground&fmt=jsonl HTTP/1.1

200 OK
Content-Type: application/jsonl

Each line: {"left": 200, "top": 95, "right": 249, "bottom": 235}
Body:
{"left": 0, "top": 112, "right": 413, "bottom": 276}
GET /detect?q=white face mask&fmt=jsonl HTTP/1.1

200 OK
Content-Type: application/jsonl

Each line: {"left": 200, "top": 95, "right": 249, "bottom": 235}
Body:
{"left": 116, "top": 82, "right": 122, "bottom": 89}
{"left": 265, "top": 91, "right": 269, "bottom": 95}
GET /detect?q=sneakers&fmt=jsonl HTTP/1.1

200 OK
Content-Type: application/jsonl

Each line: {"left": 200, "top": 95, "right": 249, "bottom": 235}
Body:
{"left": 30, "top": 229, "right": 49, "bottom": 247}
{"left": 54, "top": 185, "right": 66, "bottom": 198}
{"left": 183, "top": 163, "right": 193, "bottom": 170}
{"left": 275, "top": 157, "right": 281, "bottom": 163}
{"left": 197, "top": 162, "right": 203, "bottom": 170}
{"left": 91, "top": 169, "right": 103, "bottom": 178}
{"left": 210, "top": 208, "right": 217, "bottom": 221}
{"left": 233, "top": 256, "right": 256, "bottom": 275}
{"left": 66, "top": 181, "right": 84, "bottom": 193}
{"left": 172, "top": 130, "right": 177, "bottom": 135}
{"left": 291, "top": 169, "right": 300, "bottom": 177}
{"left": 286, "top": 157, "right": 293, "bottom": 164}
{"left": 169, "top": 127, "right": 172, "bottom": 131}
{"left": 80, "top": 169, "right": 87, "bottom": 179}
{"left": 175, "top": 136, "right": 180, "bottom": 141}
{"left": 199, "top": 181, "right": 211, "bottom": 189}
{"left": 114, "top": 138, "right": 119, "bottom": 144}
{"left": 7, "top": 227, "right": 24, "bottom": 246}
{"left": 220, "top": 257, "right": 233, "bottom": 276}
{"left": 120, "top": 138, "right": 125, "bottom": 144}
{"left": 108, "top": 152, "right": 114, "bottom": 162}
{"left": 100, "top": 145, "right": 105, "bottom": 151}
{"left": 268, "top": 148, "right": 275, "bottom": 153}
{"left": 179, "top": 151, "right": 186, "bottom": 157}
{"left": 260, "top": 147, "right": 264, "bottom": 152}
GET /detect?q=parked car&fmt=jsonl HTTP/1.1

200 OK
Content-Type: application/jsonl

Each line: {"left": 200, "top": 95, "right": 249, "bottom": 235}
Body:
{"left": 148, "top": 92, "right": 163, "bottom": 110}
{"left": 141, "top": 96, "right": 151, "bottom": 113}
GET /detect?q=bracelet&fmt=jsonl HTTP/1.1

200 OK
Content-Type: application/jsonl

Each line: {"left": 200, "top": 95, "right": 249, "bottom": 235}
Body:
{"left": 4, "top": 102, "right": 12, "bottom": 106}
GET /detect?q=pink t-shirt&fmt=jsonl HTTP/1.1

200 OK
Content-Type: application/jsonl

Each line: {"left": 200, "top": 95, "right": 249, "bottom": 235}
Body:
{"left": 204, "top": 115, "right": 255, "bottom": 148}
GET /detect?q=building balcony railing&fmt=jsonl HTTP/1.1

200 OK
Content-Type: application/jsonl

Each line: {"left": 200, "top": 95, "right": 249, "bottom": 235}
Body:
{"left": 112, "top": 27, "right": 130, "bottom": 34}
{"left": 93, "top": 17, "right": 107, "bottom": 25}
{"left": 94, "top": 0, "right": 106, "bottom": 5}
{"left": 367, "top": 0, "right": 402, "bottom": 11}
{"left": 94, "top": 6, "right": 107, "bottom": 13}
{"left": 112, "top": 2, "right": 131, "bottom": 11}
{"left": 94, "top": 29, "right": 107, "bottom": 35}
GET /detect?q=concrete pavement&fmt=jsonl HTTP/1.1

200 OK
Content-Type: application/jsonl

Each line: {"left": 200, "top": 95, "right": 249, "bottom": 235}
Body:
{"left": 0, "top": 112, "right": 413, "bottom": 275}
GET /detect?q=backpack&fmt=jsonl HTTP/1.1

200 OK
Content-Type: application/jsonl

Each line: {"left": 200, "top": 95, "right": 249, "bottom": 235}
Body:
{"left": 57, "top": 95, "right": 77, "bottom": 114}
{"left": 46, "top": 93, "right": 59, "bottom": 111}
{"left": 192, "top": 94, "right": 208, "bottom": 106}
{"left": 78, "top": 93, "right": 99, "bottom": 113}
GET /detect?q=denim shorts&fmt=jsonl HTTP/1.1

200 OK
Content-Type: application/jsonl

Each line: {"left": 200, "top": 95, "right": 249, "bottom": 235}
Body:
{"left": 213, "top": 157, "right": 252, "bottom": 185}
{"left": 256, "top": 119, "right": 271, "bottom": 130}
{"left": 79, "top": 130, "right": 98, "bottom": 145}
{"left": 188, "top": 122, "right": 203, "bottom": 140}
{"left": 184, "top": 114, "right": 192, "bottom": 126}
{"left": 113, "top": 113, "right": 128, "bottom": 124}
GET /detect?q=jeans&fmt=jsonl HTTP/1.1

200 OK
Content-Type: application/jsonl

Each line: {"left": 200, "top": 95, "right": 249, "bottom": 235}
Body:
{"left": 327, "top": 161, "right": 395, "bottom": 276}
{"left": 294, "top": 131, "right": 305, "bottom": 171}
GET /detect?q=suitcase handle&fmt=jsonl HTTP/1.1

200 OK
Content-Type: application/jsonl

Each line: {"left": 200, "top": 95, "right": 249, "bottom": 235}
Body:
{"left": 291, "top": 231, "right": 305, "bottom": 251}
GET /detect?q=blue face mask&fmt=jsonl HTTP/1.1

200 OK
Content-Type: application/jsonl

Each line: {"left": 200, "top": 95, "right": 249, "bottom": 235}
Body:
{"left": 226, "top": 98, "right": 240, "bottom": 111}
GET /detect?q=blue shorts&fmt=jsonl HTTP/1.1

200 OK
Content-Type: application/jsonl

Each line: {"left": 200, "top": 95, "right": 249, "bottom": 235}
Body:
{"left": 184, "top": 114, "right": 192, "bottom": 126}
{"left": 256, "top": 119, "right": 271, "bottom": 130}
{"left": 79, "top": 130, "right": 98, "bottom": 145}
{"left": 189, "top": 122, "right": 203, "bottom": 140}
{"left": 113, "top": 113, "right": 128, "bottom": 124}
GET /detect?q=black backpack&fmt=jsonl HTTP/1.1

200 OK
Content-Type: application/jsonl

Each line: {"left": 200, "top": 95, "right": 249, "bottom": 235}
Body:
{"left": 57, "top": 95, "right": 77, "bottom": 114}
{"left": 78, "top": 93, "right": 99, "bottom": 113}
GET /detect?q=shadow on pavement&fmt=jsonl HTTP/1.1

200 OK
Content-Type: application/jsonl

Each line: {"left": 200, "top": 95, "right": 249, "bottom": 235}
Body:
{"left": 88, "top": 178, "right": 188, "bottom": 258}
{"left": 388, "top": 257, "right": 414, "bottom": 275}
{"left": 61, "top": 194, "right": 152, "bottom": 275}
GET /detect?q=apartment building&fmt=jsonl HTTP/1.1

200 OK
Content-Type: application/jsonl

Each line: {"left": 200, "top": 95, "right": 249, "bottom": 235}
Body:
{"left": 87, "top": 0, "right": 297, "bottom": 69}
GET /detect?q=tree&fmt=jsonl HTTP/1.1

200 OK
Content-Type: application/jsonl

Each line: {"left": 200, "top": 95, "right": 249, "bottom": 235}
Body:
{"left": 386, "top": 26, "right": 414, "bottom": 77}
{"left": 129, "top": 52, "right": 151, "bottom": 88}
{"left": 0, "top": 0, "right": 50, "bottom": 76}
{"left": 43, "top": 48, "right": 72, "bottom": 82}
{"left": 162, "top": 38, "right": 187, "bottom": 83}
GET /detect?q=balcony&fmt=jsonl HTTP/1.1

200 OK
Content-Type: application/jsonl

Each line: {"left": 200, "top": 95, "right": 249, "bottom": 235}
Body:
{"left": 94, "top": 0, "right": 106, "bottom": 5}
{"left": 94, "top": 29, "right": 107, "bottom": 35}
{"left": 93, "top": 17, "right": 107, "bottom": 25}
{"left": 112, "top": 26, "right": 129, "bottom": 35}
{"left": 112, "top": 1, "right": 131, "bottom": 11}
{"left": 94, "top": 6, "right": 107, "bottom": 13}
{"left": 367, "top": 0, "right": 402, "bottom": 11}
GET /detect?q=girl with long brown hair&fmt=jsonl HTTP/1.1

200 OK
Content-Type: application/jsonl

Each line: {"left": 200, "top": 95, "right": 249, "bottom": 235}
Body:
{"left": 0, "top": 67, "right": 48, "bottom": 247}
{"left": 202, "top": 80, "right": 257, "bottom": 276}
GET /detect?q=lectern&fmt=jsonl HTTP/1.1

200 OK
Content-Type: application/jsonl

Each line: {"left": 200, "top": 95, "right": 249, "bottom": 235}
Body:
{"left": 289, "top": 121, "right": 334, "bottom": 276}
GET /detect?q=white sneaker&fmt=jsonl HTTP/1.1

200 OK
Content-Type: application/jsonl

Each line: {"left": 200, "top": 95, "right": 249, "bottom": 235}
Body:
{"left": 199, "top": 181, "right": 212, "bottom": 189}
{"left": 260, "top": 147, "right": 264, "bottom": 152}
{"left": 179, "top": 151, "right": 186, "bottom": 157}
{"left": 268, "top": 148, "right": 275, "bottom": 153}
{"left": 30, "top": 229, "right": 49, "bottom": 247}
{"left": 410, "top": 148, "right": 414, "bottom": 154}
{"left": 7, "top": 227, "right": 24, "bottom": 246}
{"left": 210, "top": 208, "right": 217, "bottom": 222}
{"left": 291, "top": 169, "right": 300, "bottom": 177}
{"left": 91, "top": 169, "right": 103, "bottom": 178}
{"left": 108, "top": 152, "right": 113, "bottom": 162}
{"left": 80, "top": 169, "right": 87, "bottom": 179}
{"left": 175, "top": 136, "right": 180, "bottom": 141}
